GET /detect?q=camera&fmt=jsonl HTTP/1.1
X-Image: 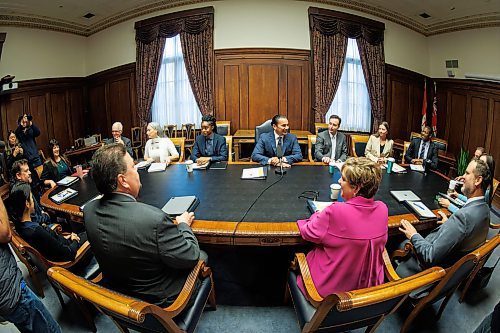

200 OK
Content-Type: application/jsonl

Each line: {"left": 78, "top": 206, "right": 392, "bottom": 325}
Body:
{"left": 17, "top": 114, "right": 33, "bottom": 124}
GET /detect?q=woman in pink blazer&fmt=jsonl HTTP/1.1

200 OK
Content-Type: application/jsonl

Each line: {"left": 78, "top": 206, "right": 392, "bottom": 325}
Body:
{"left": 297, "top": 157, "right": 388, "bottom": 297}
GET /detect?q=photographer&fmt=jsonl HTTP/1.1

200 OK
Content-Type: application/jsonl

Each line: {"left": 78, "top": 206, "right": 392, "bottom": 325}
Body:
{"left": 5, "top": 130, "right": 26, "bottom": 175}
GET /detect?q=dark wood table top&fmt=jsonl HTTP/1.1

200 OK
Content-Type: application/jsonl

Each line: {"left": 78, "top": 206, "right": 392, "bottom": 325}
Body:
{"left": 41, "top": 162, "right": 450, "bottom": 246}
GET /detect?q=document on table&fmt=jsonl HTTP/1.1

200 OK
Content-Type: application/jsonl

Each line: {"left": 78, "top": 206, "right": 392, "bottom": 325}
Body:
{"left": 405, "top": 200, "right": 436, "bottom": 219}
{"left": 192, "top": 163, "right": 209, "bottom": 170}
{"left": 148, "top": 162, "right": 167, "bottom": 173}
{"left": 50, "top": 188, "right": 78, "bottom": 204}
{"left": 410, "top": 164, "right": 425, "bottom": 172}
{"left": 241, "top": 166, "right": 267, "bottom": 180}
{"left": 57, "top": 176, "right": 79, "bottom": 186}
{"left": 307, "top": 200, "right": 333, "bottom": 213}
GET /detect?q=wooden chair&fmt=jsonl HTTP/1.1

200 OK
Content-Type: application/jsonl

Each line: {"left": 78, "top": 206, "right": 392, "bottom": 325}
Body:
{"left": 74, "top": 138, "right": 85, "bottom": 149}
{"left": 458, "top": 234, "right": 500, "bottom": 302}
{"left": 38, "top": 149, "right": 46, "bottom": 161}
{"left": 164, "top": 124, "right": 178, "bottom": 138}
{"left": 314, "top": 122, "right": 328, "bottom": 135}
{"left": 170, "top": 137, "right": 185, "bottom": 162}
{"left": 388, "top": 239, "right": 498, "bottom": 333}
{"left": 181, "top": 123, "right": 196, "bottom": 157}
{"left": 491, "top": 178, "right": 499, "bottom": 229}
{"left": 92, "top": 133, "right": 102, "bottom": 143}
{"left": 48, "top": 260, "right": 216, "bottom": 333}
{"left": 34, "top": 165, "right": 44, "bottom": 179}
{"left": 287, "top": 252, "right": 445, "bottom": 333}
{"left": 307, "top": 135, "right": 317, "bottom": 162}
{"left": 255, "top": 119, "right": 273, "bottom": 142}
{"left": 401, "top": 141, "right": 411, "bottom": 164}
{"left": 410, "top": 132, "right": 422, "bottom": 140}
{"left": 131, "top": 126, "right": 143, "bottom": 160}
{"left": 350, "top": 134, "right": 369, "bottom": 157}
{"left": 225, "top": 135, "right": 233, "bottom": 163}
{"left": 217, "top": 121, "right": 231, "bottom": 136}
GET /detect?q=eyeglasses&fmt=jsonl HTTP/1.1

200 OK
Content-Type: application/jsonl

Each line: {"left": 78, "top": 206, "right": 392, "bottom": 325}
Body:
{"left": 298, "top": 190, "right": 319, "bottom": 201}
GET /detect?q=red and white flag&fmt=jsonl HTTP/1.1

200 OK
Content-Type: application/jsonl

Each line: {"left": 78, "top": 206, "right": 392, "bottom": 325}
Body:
{"left": 421, "top": 80, "right": 427, "bottom": 131}
{"left": 432, "top": 82, "right": 438, "bottom": 137}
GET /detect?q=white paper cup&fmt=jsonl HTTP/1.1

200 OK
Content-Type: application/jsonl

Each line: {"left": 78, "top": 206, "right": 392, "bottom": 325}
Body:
{"left": 448, "top": 180, "right": 457, "bottom": 193}
{"left": 75, "top": 165, "right": 83, "bottom": 178}
{"left": 330, "top": 183, "right": 341, "bottom": 200}
{"left": 185, "top": 160, "right": 194, "bottom": 173}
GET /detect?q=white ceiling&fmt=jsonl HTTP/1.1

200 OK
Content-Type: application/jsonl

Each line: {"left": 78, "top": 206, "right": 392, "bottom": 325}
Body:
{"left": 0, "top": 0, "right": 498, "bottom": 36}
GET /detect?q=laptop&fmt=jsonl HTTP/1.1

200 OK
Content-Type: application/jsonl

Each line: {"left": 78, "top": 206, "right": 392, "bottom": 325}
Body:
{"left": 390, "top": 190, "right": 421, "bottom": 203}
{"left": 161, "top": 196, "right": 199, "bottom": 216}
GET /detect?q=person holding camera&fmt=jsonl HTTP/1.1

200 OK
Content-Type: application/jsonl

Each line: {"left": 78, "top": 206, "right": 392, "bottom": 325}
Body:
{"left": 5, "top": 130, "right": 26, "bottom": 175}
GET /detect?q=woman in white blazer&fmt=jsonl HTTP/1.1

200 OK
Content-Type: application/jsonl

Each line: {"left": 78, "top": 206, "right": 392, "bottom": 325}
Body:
{"left": 144, "top": 122, "right": 179, "bottom": 163}
{"left": 365, "top": 121, "right": 393, "bottom": 164}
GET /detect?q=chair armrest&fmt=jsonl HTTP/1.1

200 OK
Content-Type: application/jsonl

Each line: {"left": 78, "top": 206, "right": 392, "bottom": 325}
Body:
{"left": 290, "top": 253, "right": 323, "bottom": 306}
{"left": 391, "top": 241, "right": 415, "bottom": 261}
{"left": 164, "top": 260, "right": 206, "bottom": 316}
{"left": 383, "top": 248, "right": 401, "bottom": 281}
{"left": 490, "top": 222, "right": 500, "bottom": 229}
{"left": 50, "top": 223, "right": 62, "bottom": 233}
{"left": 55, "top": 240, "right": 92, "bottom": 269}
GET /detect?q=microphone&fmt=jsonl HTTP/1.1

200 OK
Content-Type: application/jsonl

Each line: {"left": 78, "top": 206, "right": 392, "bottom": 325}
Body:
{"left": 275, "top": 143, "right": 287, "bottom": 175}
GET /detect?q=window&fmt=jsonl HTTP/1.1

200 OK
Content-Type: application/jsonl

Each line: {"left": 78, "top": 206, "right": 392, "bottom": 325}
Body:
{"left": 151, "top": 35, "right": 202, "bottom": 128}
{"left": 325, "top": 38, "right": 371, "bottom": 132}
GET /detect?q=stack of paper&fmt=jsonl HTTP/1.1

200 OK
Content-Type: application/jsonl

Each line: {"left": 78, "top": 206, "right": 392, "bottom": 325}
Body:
{"left": 57, "top": 176, "right": 79, "bottom": 186}
{"left": 192, "top": 163, "right": 209, "bottom": 170}
{"left": 410, "top": 164, "right": 425, "bottom": 172}
{"left": 241, "top": 167, "right": 267, "bottom": 180}
{"left": 405, "top": 200, "right": 436, "bottom": 219}
{"left": 148, "top": 162, "right": 167, "bottom": 173}
{"left": 135, "top": 160, "right": 152, "bottom": 169}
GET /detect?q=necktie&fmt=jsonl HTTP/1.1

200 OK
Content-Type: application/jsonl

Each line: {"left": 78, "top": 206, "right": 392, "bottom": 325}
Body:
{"left": 278, "top": 137, "right": 283, "bottom": 151}
{"left": 419, "top": 142, "right": 426, "bottom": 159}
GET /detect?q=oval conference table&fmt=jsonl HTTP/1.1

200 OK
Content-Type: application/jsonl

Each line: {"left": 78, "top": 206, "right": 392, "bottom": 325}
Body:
{"left": 41, "top": 162, "right": 451, "bottom": 246}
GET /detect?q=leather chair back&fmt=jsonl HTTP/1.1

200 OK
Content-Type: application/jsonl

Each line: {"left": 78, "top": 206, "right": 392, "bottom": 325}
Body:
{"left": 170, "top": 137, "right": 185, "bottom": 162}
{"left": 255, "top": 120, "right": 273, "bottom": 142}
{"left": 217, "top": 121, "right": 231, "bottom": 136}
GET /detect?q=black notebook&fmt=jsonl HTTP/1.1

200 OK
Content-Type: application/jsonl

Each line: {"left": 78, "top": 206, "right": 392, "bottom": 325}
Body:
{"left": 161, "top": 196, "right": 199, "bottom": 216}
{"left": 210, "top": 161, "right": 228, "bottom": 170}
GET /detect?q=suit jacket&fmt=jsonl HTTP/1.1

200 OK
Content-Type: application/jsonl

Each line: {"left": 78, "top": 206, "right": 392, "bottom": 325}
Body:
{"left": 105, "top": 136, "right": 133, "bottom": 157}
{"left": 364, "top": 135, "right": 394, "bottom": 162}
{"left": 83, "top": 193, "right": 201, "bottom": 306}
{"left": 396, "top": 198, "right": 490, "bottom": 277}
{"left": 251, "top": 132, "right": 302, "bottom": 165}
{"left": 191, "top": 133, "right": 228, "bottom": 162}
{"left": 404, "top": 138, "right": 439, "bottom": 169}
{"left": 296, "top": 196, "right": 388, "bottom": 297}
{"left": 314, "top": 131, "right": 348, "bottom": 162}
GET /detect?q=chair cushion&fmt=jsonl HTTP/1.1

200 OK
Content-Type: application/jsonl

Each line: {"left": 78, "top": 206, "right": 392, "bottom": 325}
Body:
{"left": 288, "top": 271, "right": 316, "bottom": 329}
{"left": 174, "top": 275, "right": 212, "bottom": 333}
{"left": 355, "top": 142, "right": 367, "bottom": 157}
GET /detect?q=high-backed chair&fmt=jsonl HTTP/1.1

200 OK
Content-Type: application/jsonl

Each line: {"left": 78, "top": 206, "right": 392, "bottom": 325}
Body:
{"left": 48, "top": 260, "right": 216, "bottom": 333}
{"left": 410, "top": 132, "right": 422, "bottom": 141}
{"left": 92, "top": 133, "right": 102, "bottom": 143}
{"left": 170, "top": 137, "right": 185, "bottom": 162}
{"left": 255, "top": 119, "right": 273, "bottom": 143}
{"left": 224, "top": 136, "right": 233, "bottom": 163}
{"left": 491, "top": 178, "right": 499, "bottom": 229}
{"left": 389, "top": 239, "right": 498, "bottom": 333}
{"left": 165, "top": 124, "right": 178, "bottom": 138}
{"left": 287, "top": 253, "right": 445, "bottom": 333}
{"left": 350, "top": 134, "right": 369, "bottom": 158}
{"left": 181, "top": 123, "right": 196, "bottom": 157}
{"left": 34, "top": 165, "right": 44, "bottom": 179}
{"left": 402, "top": 141, "right": 411, "bottom": 164}
{"left": 9, "top": 226, "right": 97, "bottom": 298}
{"left": 314, "top": 123, "right": 328, "bottom": 135}
{"left": 74, "top": 137, "right": 85, "bottom": 149}
{"left": 131, "top": 126, "right": 143, "bottom": 159}
{"left": 217, "top": 121, "right": 231, "bottom": 136}
{"left": 307, "top": 135, "right": 317, "bottom": 162}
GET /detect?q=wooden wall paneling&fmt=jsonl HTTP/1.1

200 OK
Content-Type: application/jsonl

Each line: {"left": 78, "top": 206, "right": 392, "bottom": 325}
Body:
{"left": 1, "top": 96, "right": 25, "bottom": 139}
{"left": 447, "top": 91, "right": 467, "bottom": 154}
{"left": 28, "top": 94, "right": 50, "bottom": 154}
{"left": 68, "top": 88, "right": 84, "bottom": 145}
{"left": 108, "top": 78, "right": 133, "bottom": 139}
{"left": 389, "top": 79, "right": 410, "bottom": 141}
{"left": 467, "top": 96, "right": 489, "bottom": 153}
{"left": 435, "top": 89, "right": 448, "bottom": 139}
{"left": 491, "top": 100, "right": 500, "bottom": 178}
{"left": 87, "top": 84, "right": 108, "bottom": 138}
{"left": 247, "top": 63, "right": 280, "bottom": 127}
{"left": 48, "top": 91, "right": 71, "bottom": 153}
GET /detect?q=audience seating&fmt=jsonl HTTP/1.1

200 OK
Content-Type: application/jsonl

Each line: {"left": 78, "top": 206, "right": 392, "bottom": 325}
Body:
{"left": 47, "top": 260, "right": 216, "bottom": 333}
{"left": 181, "top": 123, "right": 196, "bottom": 157}
{"left": 165, "top": 124, "right": 178, "bottom": 138}
{"left": 307, "top": 135, "right": 317, "bottom": 162}
{"left": 225, "top": 135, "right": 233, "bottom": 163}
{"left": 9, "top": 225, "right": 98, "bottom": 298}
{"left": 131, "top": 126, "right": 143, "bottom": 160}
{"left": 217, "top": 121, "right": 231, "bottom": 136}
{"left": 350, "top": 134, "right": 369, "bottom": 157}
{"left": 170, "top": 137, "right": 186, "bottom": 162}
{"left": 255, "top": 119, "right": 273, "bottom": 143}
{"left": 287, "top": 252, "right": 445, "bottom": 333}
{"left": 388, "top": 237, "right": 499, "bottom": 333}
{"left": 314, "top": 123, "right": 328, "bottom": 135}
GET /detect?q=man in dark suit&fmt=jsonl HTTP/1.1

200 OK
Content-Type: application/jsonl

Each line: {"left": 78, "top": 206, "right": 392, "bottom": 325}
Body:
{"left": 191, "top": 115, "right": 228, "bottom": 165}
{"left": 396, "top": 159, "right": 490, "bottom": 277}
{"left": 251, "top": 114, "right": 303, "bottom": 167}
{"left": 314, "top": 115, "right": 348, "bottom": 163}
{"left": 404, "top": 126, "right": 439, "bottom": 169}
{"left": 83, "top": 144, "right": 204, "bottom": 307}
{"left": 104, "top": 122, "right": 133, "bottom": 157}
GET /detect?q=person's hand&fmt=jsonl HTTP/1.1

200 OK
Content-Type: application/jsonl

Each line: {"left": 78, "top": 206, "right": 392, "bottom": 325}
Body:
{"left": 411, "top": 159, "right": 423, "bottom": 165}
{"left": 269, "top": 157, "right": 280, "bottom": 166}
{"left": 449, "top": 190, "right": 458, "bottom": 198}
{"left": 322, "top": 157, "right": 331, "bottom": 164}
{"left": 115, "top": 137, "right": 124, "bottom": 145}
{"left": 455, "top": 175, "right": 465, "bottom": 182}
{"left": 438, "top": 198, "right": 450, "bottom": 208}
{"left": 197, "top": 157, "right": 211, "bottom": 165}
{"left": 164, "top": 157, "right": 171, "bottom": 164}
{"left": 377, "top": 157, "right": 385, "bottom": 164}
{"left": 399, "top": 219, "right": 418, "bottom": 239}
{"left": 176, "top": 212, "right": 195, "bottom": 226}
{"left": 436, "top": 211, "right": 448, "bottom": 225}
{"left": 70, "top": 233, "right": 80, "bottom": 242}
{"left": 13, "top": 146, "right": 20, "bottom": 157}
{"left": 281, "top": 162, "right": 292, "bottom": 168}
{"left": 46, "top": 180, "right": 57, "bottom": 189}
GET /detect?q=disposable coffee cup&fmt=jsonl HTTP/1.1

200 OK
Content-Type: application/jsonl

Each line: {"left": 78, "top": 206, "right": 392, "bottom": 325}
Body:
{"left": 448, "top": 180, "right": 457, "bottom": 194}
{"left": 75, "top": 165, "right": 84, "bottom": 178}
{"left": 185, "top": 160, "right": 194, "bottom": 173}
{"left": 387, "top": 157, "right": 395, "bottom": 174}
{"left": 330, "top": 183, "right": 341, "bottom": 201}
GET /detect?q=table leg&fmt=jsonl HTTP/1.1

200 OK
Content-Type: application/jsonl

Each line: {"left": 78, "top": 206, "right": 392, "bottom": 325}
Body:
{"left": 234, "top": 142, "right": 240, "bottom": 162}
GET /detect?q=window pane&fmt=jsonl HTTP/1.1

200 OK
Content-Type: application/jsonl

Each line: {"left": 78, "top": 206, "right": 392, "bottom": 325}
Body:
{"left": 325, "top": 38, "right": 371, "bottom": 132}
{"left": 151, "top": 35, "right": 202, "bottom": 129}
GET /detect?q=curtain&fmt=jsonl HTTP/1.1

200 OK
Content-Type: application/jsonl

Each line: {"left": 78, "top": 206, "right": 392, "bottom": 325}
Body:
{"left": 151, "top": 36, "right": 202, "bottom": 127}
{"left": 135, "top": 8, "right": 214, "bottom": 130}
{"left": 309, "top": 8, "right": 385, "bottom": 129}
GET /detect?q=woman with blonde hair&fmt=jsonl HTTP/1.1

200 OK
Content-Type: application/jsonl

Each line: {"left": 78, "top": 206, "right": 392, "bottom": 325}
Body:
{"left": 143, "top": 122, "right": 179, "bottom": 163}
{"left": 296, "top": 157, "right": 388, "bottom": 297}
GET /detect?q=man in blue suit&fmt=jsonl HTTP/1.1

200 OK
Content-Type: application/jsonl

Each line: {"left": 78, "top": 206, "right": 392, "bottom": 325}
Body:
{"left": 251, "top": 115, "right": 302, "bottom": 167}
{"left": 191, "top": 115, "right": 228, "bottom": 165}
{"left": 404, "top": 126, "right": 439, "bottom": 169}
